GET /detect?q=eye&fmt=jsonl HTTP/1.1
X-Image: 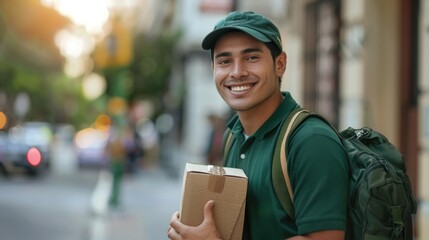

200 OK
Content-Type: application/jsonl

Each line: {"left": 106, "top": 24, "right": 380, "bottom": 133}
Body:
{"left": 245, "top": 55, "right": 259, "bottom": 62}
{"left": 217, "top": 59, "right": 231, "bottom": 65}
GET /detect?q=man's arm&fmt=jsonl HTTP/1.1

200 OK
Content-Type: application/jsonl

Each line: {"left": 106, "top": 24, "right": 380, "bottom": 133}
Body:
{"left": 287, "top": 123, "right": 348, "bottom": 240}
{"left": 287, "top": 230, "right": 345, "bottom": 240}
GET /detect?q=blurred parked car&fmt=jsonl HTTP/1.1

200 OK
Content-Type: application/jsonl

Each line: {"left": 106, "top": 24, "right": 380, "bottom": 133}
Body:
{"left": 74, "top": 127, "right": 109, "bottom": 168}
{"left": 1, "top": 122, "right": 53, "bottom": 177}
{"left": 0, "top": 131, "right": 10, "bottom": 177}
{"left": 50, "top": 124, "right": 78, "bottom": 175}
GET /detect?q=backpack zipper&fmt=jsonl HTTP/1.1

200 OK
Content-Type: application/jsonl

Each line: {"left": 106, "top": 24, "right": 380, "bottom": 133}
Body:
{"left": 355, "top": 128, "right": 371, "bottom": 140}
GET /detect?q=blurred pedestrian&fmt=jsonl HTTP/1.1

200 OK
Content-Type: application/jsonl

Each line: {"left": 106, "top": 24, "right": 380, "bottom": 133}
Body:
{"left": 125, "top": 125, "right": 144, "bottom": 174}
{"left": 106, "top": 118, "right": 133, "bottom": 209}
{"left": 205, "top": 113, "right": 226, "bottom": 166}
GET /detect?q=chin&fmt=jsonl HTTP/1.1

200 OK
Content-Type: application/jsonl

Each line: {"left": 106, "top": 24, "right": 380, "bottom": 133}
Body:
{"left": 227, "top": 102, "right": 252, "bottom": 112}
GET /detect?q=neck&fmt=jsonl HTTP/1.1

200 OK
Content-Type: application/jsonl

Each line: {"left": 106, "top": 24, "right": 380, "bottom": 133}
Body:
{"left": 238, "top": 92, "right": 284, "bottom": 136}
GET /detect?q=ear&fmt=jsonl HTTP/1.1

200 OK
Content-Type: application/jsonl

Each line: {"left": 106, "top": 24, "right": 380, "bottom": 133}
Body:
{"left": 275, "top": 52, "right": 287, "bottom": 77}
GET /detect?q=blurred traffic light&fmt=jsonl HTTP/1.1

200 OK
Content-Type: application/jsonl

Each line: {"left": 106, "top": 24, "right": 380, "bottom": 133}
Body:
{"left": 93, "top": 17, "right": 133, "bottom": 69}
{"left": 0, "top": 111, "right": 7, "bottom": 129}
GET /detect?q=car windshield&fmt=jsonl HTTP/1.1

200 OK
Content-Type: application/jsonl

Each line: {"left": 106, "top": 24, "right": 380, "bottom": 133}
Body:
{"left": 9, "top": 122, "right": 53, "bottom": 146}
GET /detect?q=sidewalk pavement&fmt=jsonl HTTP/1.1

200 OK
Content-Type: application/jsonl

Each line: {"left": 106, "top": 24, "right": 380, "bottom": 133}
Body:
{"left": 86, "top": 166, "right": 183, "bottom": 240}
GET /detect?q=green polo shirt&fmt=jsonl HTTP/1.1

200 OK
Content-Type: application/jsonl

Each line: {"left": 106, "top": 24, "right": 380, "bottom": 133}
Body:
{"left": 224, "top": 92, "right": 349, "bottom": 239}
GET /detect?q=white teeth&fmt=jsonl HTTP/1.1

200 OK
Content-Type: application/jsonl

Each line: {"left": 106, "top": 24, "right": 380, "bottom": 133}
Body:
{"left": 231, "top": 85, "right": 251, "bottom": 92}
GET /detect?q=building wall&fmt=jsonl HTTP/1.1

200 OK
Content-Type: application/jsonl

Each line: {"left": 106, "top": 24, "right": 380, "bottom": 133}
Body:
{"left": 237, "top": 1, "right": 304, "bottom": 102}
{"left": 289, "top": 0, "right": 424, "bottom": 237}
{"left": 281, "top": 0, "right": 318, "bottom": 108}
{"left": 172, "top": 0, "right": 230, "bottom": 168}
{"left": 182, "top": 56, "right": 226, "bottom": 162}
{"left": 363, "top": 0, "right": 400, "bottom": 144}
{"left": 418, "top": 0, "right": 429, "bottom": 238}
{"left": 340, "top": 0, "right": 401, "bottom": 139}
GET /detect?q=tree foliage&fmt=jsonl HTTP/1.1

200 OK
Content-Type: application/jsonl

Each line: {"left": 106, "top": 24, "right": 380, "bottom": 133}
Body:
{"left": 0, "top": 59, "right": 97, "bottom": 128}
{"left": 128, "top": 30, "right": 181, "bottom": 103}
{"left": 0, "top": 3, "right": 182, "bottom": 128}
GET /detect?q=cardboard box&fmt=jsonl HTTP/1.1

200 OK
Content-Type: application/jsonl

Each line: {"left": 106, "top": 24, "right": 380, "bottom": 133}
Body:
{"left": 179, "top": 163, "right": 248, "bottom": 240}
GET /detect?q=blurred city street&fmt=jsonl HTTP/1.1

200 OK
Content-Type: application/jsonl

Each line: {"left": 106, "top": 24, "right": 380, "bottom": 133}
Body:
{"left": 0, "top": 166, "right": 182, "bottom": 240}
{"left": 0, "top": 0, "right": 428, "bottom": 239}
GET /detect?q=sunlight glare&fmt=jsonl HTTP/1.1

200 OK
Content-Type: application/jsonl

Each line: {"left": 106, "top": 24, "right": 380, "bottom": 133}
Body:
{"left": 64, "top": 59, "right": 88, "bottom": 78}
{"left": 41, "top": 0, "right": 110, "bottom": 34}
{"left": 55, "top": 29, "right": 92, "bottom": 59}
{"left": 82, "top": 73, "right": 107, "bottom": 100}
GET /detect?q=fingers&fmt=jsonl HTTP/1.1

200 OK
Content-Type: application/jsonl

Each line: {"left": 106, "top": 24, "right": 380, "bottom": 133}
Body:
{"left": 203, "top": 200, "right": 215, "bottom": 222}
{"left": 168, "top": 211, "right": 179, "bottom": 231}
{"left": 168, "top": 201, "right": 219, "bottom": 240}
{"left": 202, "top": 200, "right": 221, "bottom": 239}
{"left": 168, "top": 212, "right": 181, "bottom": 239}
{"left": 170, "top": 211, "right": 179, "bottom": 223}
{"left": 167, "top": 227, "right": 182, "bottom": 240}
{"left": 170, "top": 211, "right": 187, "bottom": 237}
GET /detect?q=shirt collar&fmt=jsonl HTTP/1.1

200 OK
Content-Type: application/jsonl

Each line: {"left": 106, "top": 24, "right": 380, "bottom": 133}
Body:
{"left": 226, "top": 92, "right": 300, "bottom": 140}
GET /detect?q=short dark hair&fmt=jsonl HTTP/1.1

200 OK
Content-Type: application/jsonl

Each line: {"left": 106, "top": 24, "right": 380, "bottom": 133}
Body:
{"left": 265, "top": 42, "right": 282, "bottom": 61}
{"left": 265, "top": 42, "right": 283, "bottom": 84}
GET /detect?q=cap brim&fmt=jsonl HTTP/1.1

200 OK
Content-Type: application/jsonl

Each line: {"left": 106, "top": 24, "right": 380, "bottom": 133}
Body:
{"left": 202, "top": 26, "right": 271, "bottom": 50}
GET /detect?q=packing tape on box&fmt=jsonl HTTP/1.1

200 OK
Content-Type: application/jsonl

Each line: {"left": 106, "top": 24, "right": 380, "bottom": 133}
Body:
{"left": 208, "top": 165, "right": 226, "bottom": 193}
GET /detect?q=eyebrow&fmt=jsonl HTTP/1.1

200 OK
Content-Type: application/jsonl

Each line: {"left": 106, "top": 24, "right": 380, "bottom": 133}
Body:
{"left": 214, "top": 47, "right": 263, "bottom": 60}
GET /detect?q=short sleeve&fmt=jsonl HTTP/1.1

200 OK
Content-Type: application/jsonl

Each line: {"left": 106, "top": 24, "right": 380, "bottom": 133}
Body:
{"left": 287, "top": 118, "right": 349, "bottom": 235}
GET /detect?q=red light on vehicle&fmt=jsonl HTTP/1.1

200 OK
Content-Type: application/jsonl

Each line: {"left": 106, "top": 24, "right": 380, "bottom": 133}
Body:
{"left": 27, "top": 147, "right": 42, "bottom": 166}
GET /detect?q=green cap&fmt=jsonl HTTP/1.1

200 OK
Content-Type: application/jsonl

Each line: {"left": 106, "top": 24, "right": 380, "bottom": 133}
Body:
{"left": 202, "top": 11, "right": 282, "bottom": 51}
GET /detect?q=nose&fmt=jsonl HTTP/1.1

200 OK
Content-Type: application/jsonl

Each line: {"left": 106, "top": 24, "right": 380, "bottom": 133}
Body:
{"left": 229, "top": 62, "right": 248, "bottom": 79}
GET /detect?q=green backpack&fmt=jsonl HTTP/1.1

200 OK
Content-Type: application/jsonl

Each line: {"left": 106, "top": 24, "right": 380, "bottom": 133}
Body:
{"left": 222, "top": 108, "right": 417, "bottom": 240}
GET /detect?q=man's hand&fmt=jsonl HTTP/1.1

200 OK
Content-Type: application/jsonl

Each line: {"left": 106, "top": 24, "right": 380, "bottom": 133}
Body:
{"left": 167, "top": 200, "right": 222, "bottom": 240}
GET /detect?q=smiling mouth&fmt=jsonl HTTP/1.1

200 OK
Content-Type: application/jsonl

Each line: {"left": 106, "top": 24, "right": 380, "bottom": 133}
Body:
{"left": 230, "top": 84, "right": 254, "bottom": 92}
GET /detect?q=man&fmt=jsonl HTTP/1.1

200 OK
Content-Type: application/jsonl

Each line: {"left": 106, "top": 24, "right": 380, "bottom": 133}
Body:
{"left": 168, "top": 11, "right": 349, "bottom": 240}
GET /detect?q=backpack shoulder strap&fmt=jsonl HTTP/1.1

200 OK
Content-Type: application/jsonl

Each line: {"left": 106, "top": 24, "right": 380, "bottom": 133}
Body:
{"left": 272, "top": 108, "right": 313, "bottom": 221}
{"left": 221, "top": 128, "right": 235, "bottom": 167}
{"left": 221, "top": 114, "right": 239, "bottom": 167}
{"left": 272, "top": 109, "right": 340, "bottom": 221}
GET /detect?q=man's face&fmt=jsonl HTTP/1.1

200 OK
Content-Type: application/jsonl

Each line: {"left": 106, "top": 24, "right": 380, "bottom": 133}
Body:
{"left": 212, "top": 31, "right": 286, "bottom": 113}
